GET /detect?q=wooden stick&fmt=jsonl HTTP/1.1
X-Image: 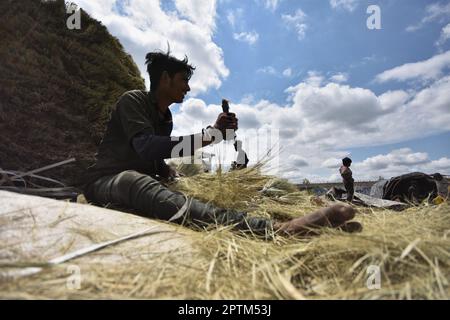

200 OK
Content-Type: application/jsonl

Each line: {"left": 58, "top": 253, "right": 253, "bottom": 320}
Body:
{"left": 11, "top": 158, "right": 76, "bottom": 180}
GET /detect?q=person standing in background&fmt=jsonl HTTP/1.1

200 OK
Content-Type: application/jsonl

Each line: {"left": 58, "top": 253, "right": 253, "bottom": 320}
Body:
{"left": 340, "top": 157, "right": 354, "bottom": 202}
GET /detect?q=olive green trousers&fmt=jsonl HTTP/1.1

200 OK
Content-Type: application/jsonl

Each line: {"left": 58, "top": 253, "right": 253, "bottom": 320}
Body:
{"left": 84, "top": 170, "right": 271, "bottom": 234}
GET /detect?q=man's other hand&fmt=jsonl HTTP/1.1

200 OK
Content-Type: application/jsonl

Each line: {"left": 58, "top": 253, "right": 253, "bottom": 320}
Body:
{"left": 160, "top": 165, "right": 183, "bottom": 182}
{"left": 168, "top": 166, "right": 182, "bottom": 179}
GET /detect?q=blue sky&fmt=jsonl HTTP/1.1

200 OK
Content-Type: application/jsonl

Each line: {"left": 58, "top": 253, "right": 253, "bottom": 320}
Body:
{"left": 73, "top": 0, "right": 450, "bottom": 182}
{"left": 208, "top": 0, "right": 444, "bottom": 101}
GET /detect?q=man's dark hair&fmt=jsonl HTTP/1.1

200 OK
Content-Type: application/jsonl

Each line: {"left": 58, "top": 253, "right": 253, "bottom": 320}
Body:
{"left": 145, "top": 49, "right": 195, "bottom": 91}
{"left": 342, "top": 157, "right": 352, "bottom": 167}
{"left": 433, "top": 173, "right": 443, "bottom": 181}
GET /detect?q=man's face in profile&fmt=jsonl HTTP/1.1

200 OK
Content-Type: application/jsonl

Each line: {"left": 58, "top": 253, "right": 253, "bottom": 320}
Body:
{"left": 168, "top": 71, "right": 190, "bottom": 103}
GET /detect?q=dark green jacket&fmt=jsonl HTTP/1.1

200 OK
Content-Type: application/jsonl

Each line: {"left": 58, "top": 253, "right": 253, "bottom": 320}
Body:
{"left": 85, "top": 90, "right": 172, "bottom": 185}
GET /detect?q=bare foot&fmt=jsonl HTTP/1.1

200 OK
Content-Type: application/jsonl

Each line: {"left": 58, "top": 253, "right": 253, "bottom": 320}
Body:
{"left": 338, "top": 221, "right": 363, "bottom": 233}
{"left": 274, "top": 204, "right": 357, "bottom": 236}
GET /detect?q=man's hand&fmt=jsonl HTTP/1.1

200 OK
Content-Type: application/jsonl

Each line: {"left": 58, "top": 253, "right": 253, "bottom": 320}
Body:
{"left": 168, "top": 166, "right": 184, "bottom": 179}
{"left": 214, "top": 112, "right": 238, "bottom": 140}
{"left": 214, "top": 112, "right": 238, "bottom": 131}
{"left": 160, "top": 164, "right": 183, "bottom": 182}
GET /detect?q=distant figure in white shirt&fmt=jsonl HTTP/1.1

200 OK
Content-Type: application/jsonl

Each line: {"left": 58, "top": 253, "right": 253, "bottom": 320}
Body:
{"left": 233, "top": 140, "right": 249, "bottom": 170}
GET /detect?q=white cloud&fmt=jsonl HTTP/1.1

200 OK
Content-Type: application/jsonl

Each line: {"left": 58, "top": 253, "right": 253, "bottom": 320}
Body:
{"left": 425, "top": 157, "right": 450, "bottom": 171}
{"left": 256, "top": 67, "right": 294, "bottom": 78}
{"left": 405, "top": 25, "right": 420, "bottom": 33}
{"left": 436, "top": 23, "right": 450, "bottom": 47}
{"left": 360, "top": 148, "right": 429, "bottom": 170}
{"left": 288, "top": 155, "right": 309, "bottom": 167}
{"left": 286, "top": 81, "right": 383, "bottom": 129}
{"left": 282, "top": 9, "right": 308, "bottom": 40}
{"left": 264, "top": 0, "right": 280, "bottom": 11}
{"left": 322, "top": 157, "right": 343, "bottom": 169}
{"left": 227, "top": 10, "right": 236, "bottom": 28}
{"left": 175, "top": 0, "right": 217, "bottom": 33}
{"left": 226, "top": 8, "right": 243, "bottom": 29}
{"left": 329, "top": 0, "right": 358, "bottom": 12}
{"left": 73, "top": 0, "right": 229, "bottom": 95}
{"left": 233, "top": 31, "right": 259, "bottom": 45}
{"left": 375, "top": 50, "right": 450, "bottom": 83}
{"left": 378, "top": 90, "right": 411, "bottom": 112}
{"left": 266, "top": 0, "right": 280, "bottom": 11}
{"left": 240, "top": 94, "right": 255, "bottom": 104}
{"left": 350, "top": 55, "right": 380, "bottom": 69}
{"left": 422, "top": 2, "right": 450, "bottom": 23}
{"left": 407, "top": 75, "right": 450, "bottom": 116}
{"left": 255, "top": 0, "right": 281, "bottom": 11}
{"left": 257, "top": 66, "right": 277, "bottom": 75}
{"left": 227, "top": 8, "right": 259, "bottom": 46}
{"left": 282, "top": 68, "right": 292, "bottom": 77}
{"left": 303, "top": 71, "right": 324, "bottom": 86}
{"left": 406, "top": 2, "right": 450, "bottom": 32}
{"left": 351, "top": 149, "right": 450, "bottom": 181}
{"left": 329, "top": 72, "right": 348, "bottom": 83}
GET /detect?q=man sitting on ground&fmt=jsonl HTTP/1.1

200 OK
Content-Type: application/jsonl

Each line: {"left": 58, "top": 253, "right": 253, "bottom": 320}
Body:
{"left": 83, "top": 50, "right": 362, "bottom": 237}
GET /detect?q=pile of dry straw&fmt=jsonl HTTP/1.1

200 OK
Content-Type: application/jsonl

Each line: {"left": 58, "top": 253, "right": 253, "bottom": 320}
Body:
{"left": 1, "top": 164, "right": 448, "bottom": 299}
